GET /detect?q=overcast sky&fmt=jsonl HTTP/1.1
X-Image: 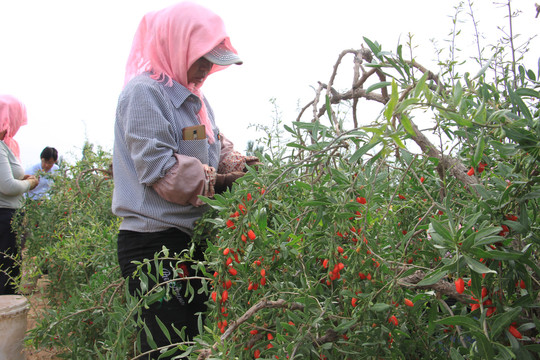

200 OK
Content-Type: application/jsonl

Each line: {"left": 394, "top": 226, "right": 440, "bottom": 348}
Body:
{"left": 0, "top": 0, "right": 537, "bottom": 168}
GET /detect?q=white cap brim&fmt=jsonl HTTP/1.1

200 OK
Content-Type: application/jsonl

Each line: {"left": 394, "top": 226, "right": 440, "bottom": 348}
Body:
{"left": 203, "top": 43, "right": 243, "bottom": 66}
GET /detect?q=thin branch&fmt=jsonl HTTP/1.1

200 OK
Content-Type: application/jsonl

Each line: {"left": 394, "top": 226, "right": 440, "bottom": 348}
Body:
{"left": 197, "top": 299, "right": 304, "bottom": 360}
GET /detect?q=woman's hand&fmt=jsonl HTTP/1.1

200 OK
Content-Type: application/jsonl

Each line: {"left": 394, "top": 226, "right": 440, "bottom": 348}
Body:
{"left": 244, "top": 156, "right": 262, "bottom": 172}
{"left": 25, "top": 175, "right": 39, "bottom": 190}
{"left": 215, "top": 172, "right": 245, "bottom": 193}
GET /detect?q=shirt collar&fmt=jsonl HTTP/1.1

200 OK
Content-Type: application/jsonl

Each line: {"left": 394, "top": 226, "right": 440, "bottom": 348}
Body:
{"left": 161, "top": 79, "right": 199, "bottom": 108}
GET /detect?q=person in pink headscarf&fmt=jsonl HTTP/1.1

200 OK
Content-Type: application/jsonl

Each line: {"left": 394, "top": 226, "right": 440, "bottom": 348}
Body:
{"left": 0, "top": 95, "right": 39, "bottom": 295}
{"left": 112, "top": 2, "right": 259, "bottom": 358}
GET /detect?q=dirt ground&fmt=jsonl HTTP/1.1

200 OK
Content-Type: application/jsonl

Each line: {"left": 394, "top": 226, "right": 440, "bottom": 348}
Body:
{"left": 22, "top": 276, "right": 60, "bottom": 360}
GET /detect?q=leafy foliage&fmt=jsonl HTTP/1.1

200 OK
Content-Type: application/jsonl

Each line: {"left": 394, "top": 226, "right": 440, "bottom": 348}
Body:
{"left": 15, "top": 5, "right": 540, "bottom": 360}
{"left": 15, "top": 144, "right": 135, "bottom": 359}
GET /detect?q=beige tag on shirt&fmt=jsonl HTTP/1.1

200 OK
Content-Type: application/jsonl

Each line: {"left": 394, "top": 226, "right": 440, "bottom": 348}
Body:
{"left": 182, "top": 125, "right": 206, "bottom": 140}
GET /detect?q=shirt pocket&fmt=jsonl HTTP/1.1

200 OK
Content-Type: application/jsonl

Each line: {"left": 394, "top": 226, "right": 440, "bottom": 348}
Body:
{"left": 178, "top": 139, "right": 209, "bottom": 165}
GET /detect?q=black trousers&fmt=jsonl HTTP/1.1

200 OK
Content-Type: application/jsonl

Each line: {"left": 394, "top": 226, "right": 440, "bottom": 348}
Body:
{"left": 0, "top": 208, "right": 19, "bottom": 295}
{"left": 117, "top": 228, "right": 207, "bottom": 359}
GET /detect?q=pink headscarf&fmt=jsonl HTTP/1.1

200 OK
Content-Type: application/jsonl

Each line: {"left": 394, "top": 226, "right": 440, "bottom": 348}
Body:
{"left": 124, "top": 2, "right": 239, "bottom": 143}
{"left": 0, "top": 95, "right": 27, "bottom": 159}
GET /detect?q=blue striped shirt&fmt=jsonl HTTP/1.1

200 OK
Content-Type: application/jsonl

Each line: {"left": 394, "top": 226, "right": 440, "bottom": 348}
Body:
{"left": 112, "top": 73, "right": 221, "bottom": 234}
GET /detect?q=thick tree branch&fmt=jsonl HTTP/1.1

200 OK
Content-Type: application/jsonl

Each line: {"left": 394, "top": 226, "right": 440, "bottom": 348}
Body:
{"left": 397, "top": 270, "right": 471, "bottom": 304}
{"left": 304, "top": 46, "right": 479, "bottom": 189}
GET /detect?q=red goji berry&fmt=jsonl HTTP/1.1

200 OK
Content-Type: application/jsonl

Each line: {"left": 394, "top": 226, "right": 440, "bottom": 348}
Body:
{"left": 239, "top": 203, "right": 246, "bottom": 214}
{"left": 508, "top": 325, "right": 522, "bottom": 339}
{"left": 248, "top": 230, "right": 256, "bottom": 240}
{"left": 359, "top": 272, "right": 366, "bottom": 280}
{"left": 455, "top": 278, "right": 465, "bottom": 294}
{"left": 478, "top": 162, "right": 487, "bottom": 173}
{"left": 481, "top": 287, "right": 488, "bottom": 299}
{"left": 388, "top": 315, "right": 398, "bottom": 326}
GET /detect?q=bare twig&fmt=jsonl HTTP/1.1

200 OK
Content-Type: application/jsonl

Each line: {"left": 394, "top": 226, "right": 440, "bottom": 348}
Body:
{"left": 197, "top": 299, "right": 304, "bottom": 360}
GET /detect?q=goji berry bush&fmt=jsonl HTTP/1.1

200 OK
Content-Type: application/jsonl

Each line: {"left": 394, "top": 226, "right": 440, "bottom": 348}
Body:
{"left": 188, "top": 13, "right": 540, "bottom": 360}
{"left": 15, "top": 3, "right": 540, "bottom": 359}
{"left": 14, "top": 143, "right": 136, "bottom": 359}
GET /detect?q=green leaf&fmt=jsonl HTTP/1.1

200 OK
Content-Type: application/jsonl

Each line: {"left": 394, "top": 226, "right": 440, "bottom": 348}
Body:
{"left": 389, "top": 134, "right": 406, "bottom": 148}
{"left": 361, "top": 126, "right": 384, "bottom": 136}
{"left": 519, "top": 189, "right": 540, "bottom": 202}
{"left": 515, "top": 88, "right": 540, "bottom": 98}
{"left": 434, "top": 315, "right": 479, "bottom": 329}
{"left": 283, "top": 124, "right": 296, "bottom": 134}
{"left": 143, "top": 323, "right": 158, "bottom": 349}
{"left": 325, "top": 95, "right": 333, "bottom": 124}
{"left": 453, "top": 80, "right": 463, "bottom": 106}
{"left": 473, "top": 226, "right": 503, "bottom": 242}
{"left": 473, "top": 101, "right": 487, "bottom": 124}
{"left": 490, "top": 307, "right": 522, "bottom": 339}
{"left": 472, "top": 134, "right": 485, "bottom": 167}
{"left": 366, "top": 81, "right": 391, "bottom": 94}
{"left": 503, "top": 219, "right": 528, "bottom": 233}
{"left": 300, "top": 200, "right": 331, "bottom": 207}
{"left": 363, "top": 37, "right": 381, "bottom": 58}
{"left": 473, "top": 56, "right": 493, "bottom": 79}
{"left": 256, "top": 207, "right": 268, "bottom": 231}
{"left": 399, "top": 114, "right": 416, "bottom": 136}
{"left": 492, "top": 343, "right": 518, "bottom": 360}
{"left": 350, "top": 141, "right": 378, "bottom": 163}
{"left": 471, "top": 184, "right": 495, "bottom": 200}
{"left": 471, "top": 248, "right": 523, "bottom": 261}
{"left": 440, "top": 110, "right": 473, "bottom": 127}
{"left": 395, "top": 98, "right": 419, "bottom": 114}
{"left": 371, "top": 303, "right": 392, "bottom": 312}
{"left": 464, "top": 255, "right": 496, "bottom": 274}
{"left": 286, "top": 142, "right": 310, "bottom": 150}
{"left": 413, "top": 72, "right": 429, "bottom": 98}
{"left": 155, "top": 315, "right": 172, "bottom": 342}
{"left": 449, "top": 348, "right": 465, "bottom": 360}
{"left": 490, "top": 140, "right": 518, "bottom": 157}
{"left": 470, "top": 330, "right": 495, "bottom": 359}
{"left": 384, "top": 80, "right": 399, "bottom": 121}
{"left": 429, "top": 220, "right": 453, "bottom": 242}
{"left": 335, "top": 318, "right": 358, "bottom": 332}
{"left": 416, "top": 269, "right": 448, "bottom": 286}
{"left": 509, "top": 90, "right": 533, "bottom": 121}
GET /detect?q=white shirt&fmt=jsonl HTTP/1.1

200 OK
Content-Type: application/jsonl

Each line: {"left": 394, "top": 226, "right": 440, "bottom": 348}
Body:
{"left": 25, "top": 162, "right": 59, "bottom": 200}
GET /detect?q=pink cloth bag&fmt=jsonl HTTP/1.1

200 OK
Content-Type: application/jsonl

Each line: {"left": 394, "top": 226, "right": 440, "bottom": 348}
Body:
{"left": 124, "top": 2, "right": 239, "bottom": 143}
{"left": 0, "top": 95, "right": 27, "bottom": 159}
